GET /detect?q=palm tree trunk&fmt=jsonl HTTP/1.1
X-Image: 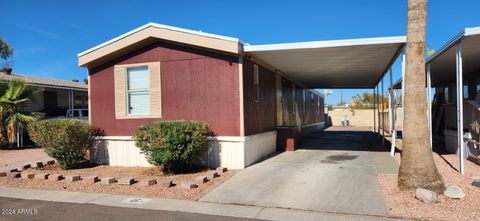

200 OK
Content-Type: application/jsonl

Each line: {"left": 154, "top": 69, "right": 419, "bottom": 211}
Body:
{"left": 398, "top": 0, "right": 445, "bottom": 192}
{"left": 7, "top": 121, "right": 15, "bottom": 144}
{"left": 0, "top": 116, "right": 7, "bottom": 147}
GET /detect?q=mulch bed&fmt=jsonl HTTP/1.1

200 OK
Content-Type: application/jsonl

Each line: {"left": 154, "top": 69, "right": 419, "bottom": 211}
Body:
{"left": 0, "top": 164, "right": 236, "bottom": 201}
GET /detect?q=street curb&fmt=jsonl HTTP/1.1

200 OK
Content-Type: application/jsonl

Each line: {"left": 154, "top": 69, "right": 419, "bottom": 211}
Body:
{"left": 0, "top": 186, "right": 407, "bottom": 221}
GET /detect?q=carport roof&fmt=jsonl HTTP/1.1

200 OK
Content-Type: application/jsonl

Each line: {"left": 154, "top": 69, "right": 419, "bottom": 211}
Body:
{"left": 426, "top": 27, "right": 480, "bottom": 87}
{"left": 244, "top": 36, "right": 406, "bottom": 89}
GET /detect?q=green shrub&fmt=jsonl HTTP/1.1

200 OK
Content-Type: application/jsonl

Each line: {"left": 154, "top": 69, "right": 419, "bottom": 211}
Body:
{"left": 27, "top": 119, "right": 97, "bottom": 169}
{"left": 133, "top": 120, "right": 210, "bottom": 173}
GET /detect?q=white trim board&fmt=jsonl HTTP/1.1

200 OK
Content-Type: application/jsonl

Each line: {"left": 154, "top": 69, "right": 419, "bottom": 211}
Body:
{"left": 244, "top": 36, "right": 406, "bottom": 52}
{"left": 78, "top": 22, "right": 240, "bottom": 57}
{"left": 97, "top": 130, "right": 277, "bottom": 143}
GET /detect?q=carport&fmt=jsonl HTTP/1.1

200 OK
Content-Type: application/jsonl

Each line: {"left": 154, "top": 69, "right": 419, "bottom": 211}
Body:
{"left": 425, "top": 27, "right": 480, "bottom": 174}
{"left": 244, "top": 36, "right": 406, "bottom": 155}
{"left": 201, "top": 36, "right": 406, "bottom": 216}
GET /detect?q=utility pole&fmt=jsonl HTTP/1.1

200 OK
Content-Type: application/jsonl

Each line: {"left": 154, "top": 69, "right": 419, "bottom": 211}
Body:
{"left": 340, "top": 89, "right": 343, "bottom": 105}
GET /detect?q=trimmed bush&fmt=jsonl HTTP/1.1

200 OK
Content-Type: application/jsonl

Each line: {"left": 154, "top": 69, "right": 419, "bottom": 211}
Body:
{"left": 27, "top": 119, "right": 97, "bottom": 169}
{"left": 133, "top": 120, "right": 210, "bottom": 173}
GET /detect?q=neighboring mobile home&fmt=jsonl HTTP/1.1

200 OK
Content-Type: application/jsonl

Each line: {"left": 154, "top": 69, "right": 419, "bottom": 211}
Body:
{"left": 426, "top": 27, "right": 480, "bottom": 169}
{"left": 0, "top": 71, "right": 88, "bottom": 147}
{"left": 78, "top": 23, "right": 325, "bottom": 169}
{"left": 0, "top": 72, "right": 88, "bottom": 117}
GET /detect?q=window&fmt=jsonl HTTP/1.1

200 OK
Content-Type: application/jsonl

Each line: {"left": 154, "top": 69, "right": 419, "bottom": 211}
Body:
{"left": 464, "top": 84, "right": 469, "bottom": 99}
{"left": 73, "top": 110, "right": 80, "bottom": 117}
{"left": 477, "top": 80, "right": 480, "bottom": 96}
{"left": 74, "top": 95, "right": 83, "bottom": 106}
{"left": 127, "top": 66, "right": 150, "bottom": 115}
{"left": 444, "top": 87, "right": 449, "bottom": 103}
{"left": 81, "top": 110, "right": 88, "bottom": 117}
{"left": 254, "top": 64, "right": 259, "bottom": 102}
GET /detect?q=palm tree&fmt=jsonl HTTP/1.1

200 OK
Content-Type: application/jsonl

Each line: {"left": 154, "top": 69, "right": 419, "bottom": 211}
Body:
{"left": 398, "top": 0, "right": 445, "bottom": 192}
{"left": 0, "top": 80, "right": 44, "bottom": 146}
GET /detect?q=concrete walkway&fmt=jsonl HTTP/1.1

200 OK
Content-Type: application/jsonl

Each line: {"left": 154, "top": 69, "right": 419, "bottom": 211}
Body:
{"left": 200, "top": 127, "right": 399, "bottom": 217}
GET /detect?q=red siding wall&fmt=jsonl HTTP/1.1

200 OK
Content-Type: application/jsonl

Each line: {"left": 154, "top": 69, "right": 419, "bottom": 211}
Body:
{"left": 89, "top": 42, "right": 240, "bottom": 136}
{"left": 243, "top": 59, "right": 277, "bottom": 135}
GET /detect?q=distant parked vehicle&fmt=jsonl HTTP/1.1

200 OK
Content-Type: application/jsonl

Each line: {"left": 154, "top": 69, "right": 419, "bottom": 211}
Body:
{"left": 66, "top": 109, "right": 88, "bottom": 120}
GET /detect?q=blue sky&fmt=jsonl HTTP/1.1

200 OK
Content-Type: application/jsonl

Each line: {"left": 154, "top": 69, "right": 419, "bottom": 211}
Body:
{"left": 1, "top": 0, "right": 479, "bottom": 104}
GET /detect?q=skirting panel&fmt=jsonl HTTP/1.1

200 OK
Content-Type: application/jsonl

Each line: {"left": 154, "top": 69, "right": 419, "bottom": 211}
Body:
{"left": 91, "top": 131, "right": 277, "bottom": 169}
{"left": 91, "top": 137, "right": 152, "bottom": 167}
{"left": 301, "top": 122, "right": 326, "bottom": 135}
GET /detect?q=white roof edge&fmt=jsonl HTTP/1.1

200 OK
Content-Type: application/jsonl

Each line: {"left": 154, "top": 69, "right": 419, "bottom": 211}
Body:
{"left": 244, "top": 36, "right": 406, "bottom": 52}
{"left": 465, "top": 26, "right": 480, "bottom": 36}
{"left": 77, "top": 22, "right": 240, "bottom": 57}
{"left": 427, "top": 26, "right": 480, "bottom": 63}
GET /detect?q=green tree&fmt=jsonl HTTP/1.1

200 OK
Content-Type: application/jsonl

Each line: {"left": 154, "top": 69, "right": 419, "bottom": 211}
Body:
{"left": 0, "top": 37, "right": 14, "bottom": 68}
{"left": 427, "top": 48, "right": 436, "bottom": 57}
{"left": 352, "top": 92, "right": 387, "bottom": 109}
{"left": 0, "top": 80, "right": 44, "bottom": 146}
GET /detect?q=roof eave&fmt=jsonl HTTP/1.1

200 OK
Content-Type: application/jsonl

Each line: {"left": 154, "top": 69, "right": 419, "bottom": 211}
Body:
{"left": 77, "top": 22, "right": 241, "bottom": 60}
{"left": 426, "top": 26, "right": 480, "bottom": 64}
{"left": 244, "top": 36, "right": 406, "bottom": 52}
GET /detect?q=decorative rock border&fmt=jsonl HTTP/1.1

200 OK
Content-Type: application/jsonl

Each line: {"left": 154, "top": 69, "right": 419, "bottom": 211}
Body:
{"left": 157, "top": 179, "right": 172, "bottom": 188}
{"left": 8, "top": 172, "right": 21, "bottom": 178}
{"left": 195, "top": 176, "right": 208, "bottom": 184}
{"left": 140, "top": 179, "right": 157, "bottom": 187}
{"left": 66, "top": 175, "right": 81, "bottom": 183}
{"left": 21, "top": 173, "right": 35, "bottom": 179}
{"left": 118, "top": 177, "right": 135, "bottom": 185}
{"left": 180, "top": 181, "right": 197, "bottom": 189}
{"left": 18, "top": 164, "right": 31, "bottom": 171}
{"left": 84, "top": 176, "right": 99, "bottom": 184}
{"left": 0, "top": 163, "right": 230, "bottom": 194}
{"left": 48, "top": 174, "right": 64, "bottom": 181}
{"left": 101, "top": 177, "right": 116, "bottom": 185}
{"left": 34, "top": 173, "right": 49, "bottom": 180}
{"left": 206, "top": 171, "right": 219, "bottom": 180}
{"left": 216, "top": 167, "right": 228, "bottom": 173}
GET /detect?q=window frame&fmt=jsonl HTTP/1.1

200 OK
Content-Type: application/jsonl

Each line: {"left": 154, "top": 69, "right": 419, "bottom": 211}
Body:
{"left": 126, "top": 65, "right": 150, "bottom": 116}
{"left": 444, "top": 86, "right": 450, "bottom": 104}
{"left": 463, "top": 84, "right": 469, "bottom": 99}
{"left": 253, "top": 64, "right": 260, "bottom": 102}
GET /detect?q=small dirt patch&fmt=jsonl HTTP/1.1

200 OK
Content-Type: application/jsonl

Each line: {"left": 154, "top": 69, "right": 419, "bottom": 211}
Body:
{"left": 0, "top": 164, "right": 236, "bottom": 201}
{"left": 378, "top": 152, "right": 480, "bottom": 221}
{"left": 0, "top": 148, "right": 49, "bottom": 167}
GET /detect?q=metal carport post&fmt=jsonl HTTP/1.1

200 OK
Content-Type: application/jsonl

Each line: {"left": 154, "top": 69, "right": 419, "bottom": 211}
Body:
{"left": 373, "top": 88, "right": 376, "bottom": 134}
{"left": 456, "top": 43, "right": 465, "bottom": 174}
{"left": 426, "top": 64, "right": 432, "bottom": 148}
{"left": 389, "top": 67, "right": 395, "bottom": 156}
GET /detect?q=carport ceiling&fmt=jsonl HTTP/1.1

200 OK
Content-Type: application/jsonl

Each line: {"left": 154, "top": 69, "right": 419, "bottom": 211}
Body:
{"left": 244, "top": 36, "right": 406, "bottom": 89}
{"left": 427, "top": 27, "right": 480, "bottom": 87}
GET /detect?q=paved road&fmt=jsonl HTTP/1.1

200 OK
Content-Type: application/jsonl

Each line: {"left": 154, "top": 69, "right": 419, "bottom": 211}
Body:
{"left": 200, "top": 127, "right": 398, "bottom": 217}
{"left": 0, "top": 197, "right": 265, "bottom": 221}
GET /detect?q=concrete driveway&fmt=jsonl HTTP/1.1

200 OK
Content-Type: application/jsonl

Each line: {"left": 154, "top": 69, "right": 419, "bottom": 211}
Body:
{"left": 200, "top": 127, "right": 399, "bottom": 217}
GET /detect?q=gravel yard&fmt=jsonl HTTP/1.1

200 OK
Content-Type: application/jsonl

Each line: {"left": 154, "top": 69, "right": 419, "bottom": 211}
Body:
{"left": 378, "top": 152, "right": 480, "bottom": 221}
{"left": 0, "top": 148, "right": 50, "bottom": 167}
{"left": 0, "top": 164, "right": 236, "bottom": 200}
